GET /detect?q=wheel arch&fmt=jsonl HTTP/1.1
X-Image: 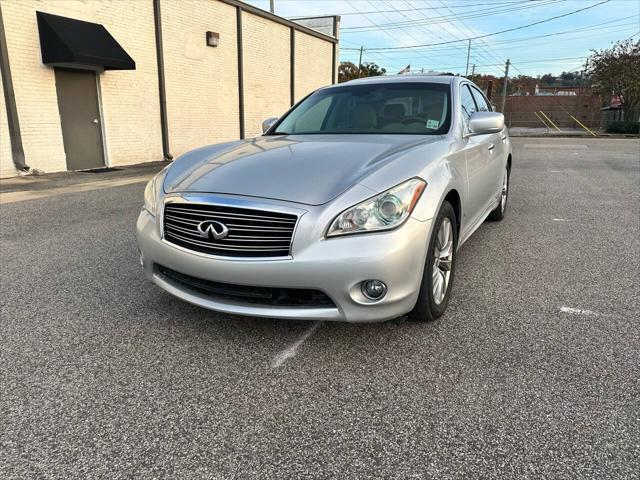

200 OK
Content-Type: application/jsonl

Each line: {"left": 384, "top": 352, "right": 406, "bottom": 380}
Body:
{"left": 443, "top": 188, "right": 462, "bottom": 235}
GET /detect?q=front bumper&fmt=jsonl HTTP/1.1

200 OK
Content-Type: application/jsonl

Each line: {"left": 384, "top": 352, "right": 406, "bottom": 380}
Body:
{"left": 136, "top": 208, "right": 432, "bottom": 323}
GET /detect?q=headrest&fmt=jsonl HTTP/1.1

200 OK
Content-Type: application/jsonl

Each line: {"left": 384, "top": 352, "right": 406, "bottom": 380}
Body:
{"left": 383, "top": 104, "right": 405, "bottom": 117}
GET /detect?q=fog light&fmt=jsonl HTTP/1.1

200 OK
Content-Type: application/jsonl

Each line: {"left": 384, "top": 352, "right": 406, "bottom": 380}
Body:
{"left": 362, "top": 280, "right": 387, "bottom": 300}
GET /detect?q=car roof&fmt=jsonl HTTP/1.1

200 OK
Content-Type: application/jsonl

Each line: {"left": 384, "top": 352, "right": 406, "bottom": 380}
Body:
{"left": 333, "top": 74, "right": 460, "bottom": 88}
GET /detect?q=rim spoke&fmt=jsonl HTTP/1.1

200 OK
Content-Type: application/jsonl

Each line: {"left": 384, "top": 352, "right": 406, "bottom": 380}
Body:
{"left": 433, "top": 269, "right": 443, "bottom": 301}
{"left": 436, "top": 226, "right": 445, "bottom": 250}
{"left": 444, "top": 219, "right": 451, "bottom": 245}
{"left": 439, "top": 240, "right": 453, "bottom": 259}
{"left": 432, "top": 265, "right": 440, "bottom": 284}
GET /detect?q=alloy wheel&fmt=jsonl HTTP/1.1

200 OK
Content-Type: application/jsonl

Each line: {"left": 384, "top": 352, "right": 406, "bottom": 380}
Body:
{"left": 432, "top": 217, "right": 453, "bottom": 305}
{"left": 501, "top": 169, "right": 509, "bottom": 213}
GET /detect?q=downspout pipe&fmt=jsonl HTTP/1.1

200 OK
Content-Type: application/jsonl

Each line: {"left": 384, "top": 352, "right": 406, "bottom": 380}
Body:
{"left": 0, "top": 4, "right": 29, "bottom": 172}
{"left": 153, "top": 0, "right": 173, "bottom": 161}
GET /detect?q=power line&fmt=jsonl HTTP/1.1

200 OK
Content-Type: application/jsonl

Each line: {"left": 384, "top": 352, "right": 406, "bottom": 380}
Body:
{"left": 364, "top": 0, "right": 611, "bottom": 51}
{"left": 339, "top": 16, "right": 639, "bottom": 53}
{"left": 335, "top": 0, "right": 529, "bottom": 16}
{"left": 432, "top": 0, "right": 509, "bottom": 75}
{"left": 405, "top": 0, "right": 504, "bottom": 76}
{"left": 341, "top": 0, "right": 564, "bottom": 32}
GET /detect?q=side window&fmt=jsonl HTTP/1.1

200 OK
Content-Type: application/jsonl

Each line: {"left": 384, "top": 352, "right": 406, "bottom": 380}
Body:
{"left": 470, "top": 86, "right": 491, "bottom": 112}
{"left": 460, "top": 84, "right": 477, "bottom": 126}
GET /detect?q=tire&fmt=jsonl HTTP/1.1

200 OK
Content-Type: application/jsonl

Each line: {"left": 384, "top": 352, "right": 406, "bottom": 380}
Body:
{"left": 409, "top": 201, "right": 458, "bottom": 323}
{"left": 487, "top": 164, "right": 510, "bottom": 222}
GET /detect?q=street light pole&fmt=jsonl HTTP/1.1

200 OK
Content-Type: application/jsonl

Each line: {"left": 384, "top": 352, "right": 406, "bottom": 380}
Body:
{"left": 269, "top": 0, "right": 274, "bottom": 13}
{"left": 358, "top": 46, "right": 364, "bottom": 77}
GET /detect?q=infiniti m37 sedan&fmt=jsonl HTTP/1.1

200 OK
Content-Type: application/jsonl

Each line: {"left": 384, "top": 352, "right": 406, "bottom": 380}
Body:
{"left": 136, "top": 75, "right": 512, "bottom": 323}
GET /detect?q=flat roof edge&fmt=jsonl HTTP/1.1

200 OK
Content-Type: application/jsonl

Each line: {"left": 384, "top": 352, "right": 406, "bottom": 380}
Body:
{"left": 219, "top": 0, "right": 338, "bottom": 43}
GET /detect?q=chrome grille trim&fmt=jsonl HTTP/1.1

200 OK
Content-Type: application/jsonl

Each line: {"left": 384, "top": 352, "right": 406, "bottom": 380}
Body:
{"left": 164, "top": 207, "right": 297, "bottom": 223}
{"left": 162, "top": 200, "right": 299, "bottom": 258}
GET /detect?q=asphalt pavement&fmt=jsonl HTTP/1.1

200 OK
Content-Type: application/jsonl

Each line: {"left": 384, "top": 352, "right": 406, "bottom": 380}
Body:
{"left": 1, "top": 138, "right": 639, "bottom": 479}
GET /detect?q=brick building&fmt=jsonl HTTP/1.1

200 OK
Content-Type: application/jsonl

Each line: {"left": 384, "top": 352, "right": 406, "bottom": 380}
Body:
{"left": 0, "top": 0, "right": 339, "bottom": 177}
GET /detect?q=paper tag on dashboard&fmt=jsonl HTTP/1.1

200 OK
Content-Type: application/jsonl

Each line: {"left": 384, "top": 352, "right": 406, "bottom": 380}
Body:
{"left": 426, "top": 119, "right": 440, "bottom": 129}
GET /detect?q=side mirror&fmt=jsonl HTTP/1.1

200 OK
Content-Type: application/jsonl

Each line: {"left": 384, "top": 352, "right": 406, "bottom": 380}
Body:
{"left": 262, "top": 117, "right": 278, "bottom": 134}
{"left": 467, "top": 112, "right": 504, "bottom": 136}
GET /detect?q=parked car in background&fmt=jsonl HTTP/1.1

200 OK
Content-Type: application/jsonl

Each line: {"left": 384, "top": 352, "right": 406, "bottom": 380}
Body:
{"left": 136, "top": 75, "right": 512, "bottom": 322}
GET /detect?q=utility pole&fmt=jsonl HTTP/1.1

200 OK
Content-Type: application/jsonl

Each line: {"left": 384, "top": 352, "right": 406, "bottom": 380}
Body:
{"left": 358, "top": 46, "right": 364, "bottom": 77}
{"left": 580, "top": 58, "right": 589, "bottom": 95}
{"left": 471, "top": 64, "right": 475, "bottom": 78}
{"left": 465, "top": 39, "right": 471, "bottom": 77}
{"left": 500, "top": 58, "right": 510, "bottom": 113}
{"left": 269, "top": 0, "right": 274, "bottom": 13}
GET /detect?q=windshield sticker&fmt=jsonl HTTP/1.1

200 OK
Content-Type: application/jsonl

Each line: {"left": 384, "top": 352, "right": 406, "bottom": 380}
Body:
{"left": 426, "top": 119, "right": 440, "bottom": 129}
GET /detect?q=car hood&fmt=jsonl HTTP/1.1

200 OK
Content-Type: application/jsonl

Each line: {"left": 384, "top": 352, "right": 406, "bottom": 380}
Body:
{"left": 164, "top": 134, "right": 442, "bottom": 206}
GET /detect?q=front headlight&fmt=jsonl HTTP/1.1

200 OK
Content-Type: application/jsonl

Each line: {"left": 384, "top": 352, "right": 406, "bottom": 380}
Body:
{"left": 143, "top": 169, "right": 166, "bottom": 217}
{"left": 326, "top": 178, "right": 426, "bottom": 237}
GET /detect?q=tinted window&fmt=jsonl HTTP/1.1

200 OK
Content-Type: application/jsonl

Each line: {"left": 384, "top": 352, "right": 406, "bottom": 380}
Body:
{"left": 470, "top": 86, "right": 491, "bottom": 112}
{"left": 460, "top": 85, "right": 477, "bottom": 125}
{"left": 273, "top": 82, "right": 451, "bottom": 135}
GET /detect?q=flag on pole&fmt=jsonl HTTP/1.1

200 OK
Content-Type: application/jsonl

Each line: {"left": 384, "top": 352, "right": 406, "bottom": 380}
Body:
{"left": 397, "top": 65, "right": 410, "bottom": 74}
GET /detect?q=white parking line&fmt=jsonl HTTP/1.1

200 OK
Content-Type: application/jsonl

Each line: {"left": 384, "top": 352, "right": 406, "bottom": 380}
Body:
{"left": 524, "top": 144, "right": 588, "bottom": 149}
{"left": 553, "top": 218, "right": 570, "bottom": 222}
{"left": 560, "top": 306, "right": 598, "bottom": 316}
{"left": 271, "top": 321, "right": 322, "bottom": 368}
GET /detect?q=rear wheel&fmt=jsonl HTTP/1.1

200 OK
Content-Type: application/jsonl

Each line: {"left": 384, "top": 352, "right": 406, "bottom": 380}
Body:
{"left": 487, "top": 165, "right": 509, "bottom": 221}
{"left": 410, "top": 201, "right": 457, "bottom": 322}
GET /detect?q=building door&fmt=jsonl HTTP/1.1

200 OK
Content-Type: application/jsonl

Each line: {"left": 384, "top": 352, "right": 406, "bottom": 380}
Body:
{"left": 54, "top": 69, "right": 105, "bottom": 170}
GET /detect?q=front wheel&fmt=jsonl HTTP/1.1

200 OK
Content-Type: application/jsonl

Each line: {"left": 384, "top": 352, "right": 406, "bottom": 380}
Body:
{"left": 487, "top": 165, "right": 509, "bottom": 221}
{"left": 410, "top": 201, "right": 458, "bottom": 323}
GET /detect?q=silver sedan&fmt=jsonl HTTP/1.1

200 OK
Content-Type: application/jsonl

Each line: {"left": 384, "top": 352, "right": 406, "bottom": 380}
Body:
{"left": 136, "top": 75, "right": 512, "bottom": 323}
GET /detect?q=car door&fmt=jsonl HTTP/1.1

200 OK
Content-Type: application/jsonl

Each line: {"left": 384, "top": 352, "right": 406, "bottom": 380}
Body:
{"left": 460, "top": 83, "right": 496, "bottom": 226}
{"left": 470, "top": 85, "right": 505, "bottom": 204}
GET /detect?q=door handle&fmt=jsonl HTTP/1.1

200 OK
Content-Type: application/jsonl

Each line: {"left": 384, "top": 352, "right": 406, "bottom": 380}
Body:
{"left": 488, "top": 143, "right": 495, "bottom": 151}
{"left": 501, "top": 134, "right": 507, "bottom": 141}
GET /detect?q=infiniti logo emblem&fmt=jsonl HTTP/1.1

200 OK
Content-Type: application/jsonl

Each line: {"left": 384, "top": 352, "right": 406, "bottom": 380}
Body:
{"left": 197, "top": 220, "right": 229, "bottom": 240}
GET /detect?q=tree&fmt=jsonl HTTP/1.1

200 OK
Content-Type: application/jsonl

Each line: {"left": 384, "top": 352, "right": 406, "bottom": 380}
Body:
{"left": 589, "top": 39, "right": 640, "bottom": 122}
{"left": 540, "top": 73, "right": 556, "bottom": 85}
{"left": 338, "top": 61, "right": 386, "bottom": 83}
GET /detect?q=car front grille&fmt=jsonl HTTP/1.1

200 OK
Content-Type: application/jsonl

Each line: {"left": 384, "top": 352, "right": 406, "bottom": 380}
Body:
{"left": 163, "top": 202, "right": 297, "bottom": 257}
{"left": 157, "top": 265, "right": 335, "bottom": 307}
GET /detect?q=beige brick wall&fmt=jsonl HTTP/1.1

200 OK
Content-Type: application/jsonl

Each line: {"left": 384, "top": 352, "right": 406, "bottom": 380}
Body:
{"left": 0, "top": 0, "right": 66, "bottom": 173}
{"left": 0, "top": 72, "right": 17, "bottom": 177}
{"left": 294, "top": 30, "right": 333, "bottom": 102}
{"left": 0, "top": 0, "right": 337, "bottom": 175}
{"left": 242, "top": 12, "right": 291, "bottom": 138}
{"left": 93, "top": 1, "right": 162, "bottom": 167}
{"left": 161, "top": 0, "right": 240, "bottom": 157}
{"left": 0, "top": 0, "right": 161, "bottom": 172}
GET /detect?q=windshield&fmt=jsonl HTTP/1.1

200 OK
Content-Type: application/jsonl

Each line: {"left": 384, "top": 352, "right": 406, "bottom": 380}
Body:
{"left": 271, "top": 82, "right": 451, "bottom": 135}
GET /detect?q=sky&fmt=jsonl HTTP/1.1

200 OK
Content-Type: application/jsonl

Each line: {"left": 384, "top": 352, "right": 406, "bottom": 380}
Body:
{"left": 244, "top": 0, "right": 640, "bottom": 77}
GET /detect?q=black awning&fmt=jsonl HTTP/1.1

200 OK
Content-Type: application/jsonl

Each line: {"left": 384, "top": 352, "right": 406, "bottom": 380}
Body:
{"left": 36, "top": 11, "right": 135, "bottom": 70}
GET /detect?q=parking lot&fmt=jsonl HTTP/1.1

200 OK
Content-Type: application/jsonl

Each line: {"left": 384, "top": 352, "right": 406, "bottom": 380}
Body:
{"left": 1, "top": 137, "right": 638, "bottom": 478}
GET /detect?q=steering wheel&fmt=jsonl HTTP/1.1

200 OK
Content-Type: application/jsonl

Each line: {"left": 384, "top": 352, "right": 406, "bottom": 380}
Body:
{"left": 400, "top": 117, "right": 425, "bottom": 125}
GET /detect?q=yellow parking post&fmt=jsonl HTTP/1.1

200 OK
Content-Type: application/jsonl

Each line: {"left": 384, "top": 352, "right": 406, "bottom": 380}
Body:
{"left": 538, "top": 111, "right": 561, "bottom": 132}
{"left": 534, "top": 111, "right": 551, "bottom": 131}
{"left": 569, "top": 114, "right": 597, "bottom": 136}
